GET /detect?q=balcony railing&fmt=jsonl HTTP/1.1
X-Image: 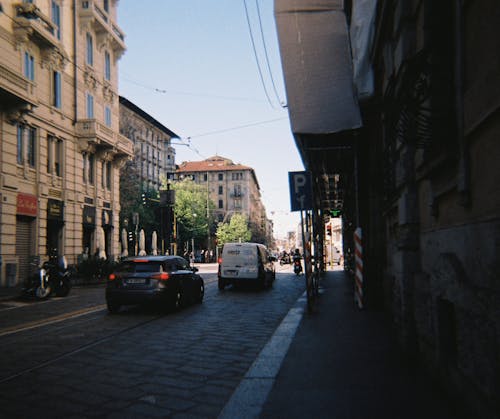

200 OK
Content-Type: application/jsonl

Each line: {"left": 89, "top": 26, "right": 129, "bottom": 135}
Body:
{"left": 13, "top": 2, "right": 61, "bottom": 50}
{"left": 76, "top": 119, "right": 133, "bottom": 157}
{"left": 79, "top": 0, "right": 126, "bottom": 57}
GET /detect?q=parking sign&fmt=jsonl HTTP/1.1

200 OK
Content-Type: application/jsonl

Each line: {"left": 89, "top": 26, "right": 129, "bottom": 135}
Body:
{"left": 289, "top": 171, "right": 313, "bottom": 211}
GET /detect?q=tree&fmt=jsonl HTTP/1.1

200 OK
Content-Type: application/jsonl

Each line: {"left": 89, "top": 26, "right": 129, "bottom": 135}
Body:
{"left": 119, "top": 161, "right": 160, "bottom": 253}
{"left": 171, "top": 178, "right": 215, "bottom": 252}
{"left": 216, "top": 213, "right": 252, "bottom": 246}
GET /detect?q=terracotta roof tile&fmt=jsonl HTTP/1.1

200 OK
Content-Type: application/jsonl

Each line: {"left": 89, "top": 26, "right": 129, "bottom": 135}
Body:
{"left": 177, "top": 156, "right": 252, "bottom": 173}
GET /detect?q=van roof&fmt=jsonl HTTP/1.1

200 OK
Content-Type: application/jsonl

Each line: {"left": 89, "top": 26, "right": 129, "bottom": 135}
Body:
{"left": 222, "top": 242, "right": 265, "bottom": 248}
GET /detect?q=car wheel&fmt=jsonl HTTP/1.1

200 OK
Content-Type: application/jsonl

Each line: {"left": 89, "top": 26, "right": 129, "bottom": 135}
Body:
{"left": 218, "top": 278, "right": 225, "bottom": 291}
{"left": 172, "top": 289, "right": 183, "bottom": 310}
{"left": 107, "top": 300, "right": 121, "bottom": 314}
{"left": 197, "top": 281, "right": 204, "bottom": 303}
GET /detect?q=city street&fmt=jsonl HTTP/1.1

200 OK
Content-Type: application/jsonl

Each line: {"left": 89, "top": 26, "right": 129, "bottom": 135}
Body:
{"left": 0, "top": 264, "right": 304, "bottom": 418}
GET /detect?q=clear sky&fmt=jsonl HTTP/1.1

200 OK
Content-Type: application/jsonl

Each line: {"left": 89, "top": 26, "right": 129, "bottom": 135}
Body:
{"left": 117, "top": 0, "right": 304, "bottom": 238}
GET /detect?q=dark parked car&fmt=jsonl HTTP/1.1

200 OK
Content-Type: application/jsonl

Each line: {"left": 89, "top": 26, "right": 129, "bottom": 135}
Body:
{"left": 105, "top": 256, "right": 204, "bottom": 313}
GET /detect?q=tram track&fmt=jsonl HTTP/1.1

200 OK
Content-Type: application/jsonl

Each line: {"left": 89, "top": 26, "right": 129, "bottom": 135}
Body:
{"left": 0, "top": 277, "right": 219, "bottom": 385}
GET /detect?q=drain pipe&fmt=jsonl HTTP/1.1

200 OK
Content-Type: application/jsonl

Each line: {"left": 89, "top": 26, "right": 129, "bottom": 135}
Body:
{"left": 73, "top": 0, "right": 78, "bottom": 123}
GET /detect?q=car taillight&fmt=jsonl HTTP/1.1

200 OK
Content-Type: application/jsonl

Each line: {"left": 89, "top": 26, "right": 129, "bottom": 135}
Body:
{"left": 151, "top": 272, "right": 170, "bottom": 281}
{"left": 108, "top": 273, "right": 116, "bottom": 281}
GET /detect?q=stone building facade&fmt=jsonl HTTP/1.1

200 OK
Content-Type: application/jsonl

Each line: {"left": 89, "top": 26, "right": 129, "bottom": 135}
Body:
{"left": 0, "top": 0, "right": 132, "bottom": 286}
{"left": 274, "top": 0, "right": 499, "bottom": 417}
{"left": 119, "top": 96, "right": 177, "bottom": 191}
{"left": 367, "top": 1, "right": 500, "bottom": 417}
{"left": 176, "top": 156, "right": 271, "bottom": 245}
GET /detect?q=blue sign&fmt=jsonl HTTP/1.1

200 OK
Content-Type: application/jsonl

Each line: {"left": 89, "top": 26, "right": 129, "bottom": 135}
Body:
{"left": 289, "top": 171, "right": 313, "bottom": 211}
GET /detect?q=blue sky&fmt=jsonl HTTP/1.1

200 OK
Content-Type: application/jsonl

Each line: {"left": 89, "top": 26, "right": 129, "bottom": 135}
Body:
{"left": 118, "top": 0, "right": 303, "bottom": 238}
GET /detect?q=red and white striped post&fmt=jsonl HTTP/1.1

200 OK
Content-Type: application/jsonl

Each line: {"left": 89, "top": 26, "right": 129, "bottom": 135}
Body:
{"left": 354, "top": 227, "right": 363, "bottom": 309}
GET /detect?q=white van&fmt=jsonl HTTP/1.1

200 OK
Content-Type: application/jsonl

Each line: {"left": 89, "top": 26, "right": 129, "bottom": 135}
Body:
{"left": 218, "top": 242, "right": 276, "bottom": 290}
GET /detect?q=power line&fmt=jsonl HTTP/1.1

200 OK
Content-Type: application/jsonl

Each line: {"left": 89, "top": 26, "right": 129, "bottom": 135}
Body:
{"left": 121, "top": 75, "right": 268, "bottom": 103}
{"left": 242, "top": 0, "right": 277, "bottom": 109}
{"left": 254, "top": 0, "right": 285, "bottom": 108}
{"left": 184, "top": 117, "right": 287, "bottom": 139}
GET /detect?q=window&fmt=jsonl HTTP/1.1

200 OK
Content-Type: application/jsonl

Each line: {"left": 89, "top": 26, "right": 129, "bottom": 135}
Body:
{"left": 17, "top": 125, "right": 24, "bottom": 165}
{"left": 105, "top": 106, "right": 111, "bottom": 127}
{"left": 104, "top": 51, "right": 111, "bottom": 81}
{"left": 203, "top": 173, "right": 208, "bottom": 181}
{"left": 86, "top": 93, "right": 94, "bottom": 118}
{"left": 53, "top": 71, "right": 61, "bottom": 108}
{"left": 17, "top": 125, "right": 36, "bottom": 167}
{"left": 47, "top": 135, "right": 63, "bottom": 176}
{"left": 103, "top": 0, "right": 109, "bottom": 13}
{"left": 86, "top": 33, "right": 93, "bottom": 66}
{"left": 218, "top": 173, "right": 223, "bottom": 181}
{"left": 218, "top": 185, "right": 223, "bottom": 195}
{"left": 234, "top": 184, "right": 241, "bottom": 196}
{"left": 27, "top": 127, "right": 36, "bottom": 167}
{"left": 218, "top": 199, "right": 223, "bottom": 209}
{"left": 88, "top": 154, "right": 95, "bottom": 184}
{"left": 101, "top": 160, "right": 106, "bottom": 188}
{"left": 106, "top": 161, "right": 112, "bottom": 189}
{"left": 51, "top": 1, "right": 61, "bottom": 40}
{"left": 24, "top": 52, "right": 35, "bottom": 81}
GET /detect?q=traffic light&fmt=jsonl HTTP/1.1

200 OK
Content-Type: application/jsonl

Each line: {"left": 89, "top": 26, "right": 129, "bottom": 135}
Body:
{"left": 330, "top": 209, "right": 342, "bottom": 218}
{"left": 141, "top": 192, "right": 146, "bottom": 205}
{"left": 326, "top": 224, "right": 332, "bottom": 236}
{"left": 128, "top": 231, "right": 134, "bottom": 242}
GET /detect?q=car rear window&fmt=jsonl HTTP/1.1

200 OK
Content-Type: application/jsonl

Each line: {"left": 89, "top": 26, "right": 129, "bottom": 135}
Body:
{"left": 119, "top": 262, "right": 163, "bottom": 273}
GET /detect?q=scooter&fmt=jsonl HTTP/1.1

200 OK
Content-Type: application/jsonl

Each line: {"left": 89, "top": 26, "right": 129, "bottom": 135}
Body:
{"left": 293, "top": 257, "right": 302, "bottom": 275}
{"left": 23, "top": 255, "right": 72, "bottom": 300}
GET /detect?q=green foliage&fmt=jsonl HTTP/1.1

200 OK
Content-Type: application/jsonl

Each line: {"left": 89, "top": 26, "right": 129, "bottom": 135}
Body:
{"left": 216, "top": 213, "right": 251, "bottom": 246}
{"left": 119, "top": 161, "right": 161, "bottom": 244}
{"left": 171, "top": 179, "right": 216, "bottom": 249}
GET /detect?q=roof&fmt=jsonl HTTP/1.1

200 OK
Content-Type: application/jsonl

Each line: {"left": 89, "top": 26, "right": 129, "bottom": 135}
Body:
{"left": 177, "top": 156, "right": 253, "bottom": 173}
{"left": 119, "top": 96, "right": 180, "bottom": 139}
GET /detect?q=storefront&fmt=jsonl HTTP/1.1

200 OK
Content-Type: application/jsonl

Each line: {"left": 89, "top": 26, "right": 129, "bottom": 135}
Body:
{"left": 82, "top": 205, "right": 96, "bottom": 256}
{"left": 47, "top": 199, "right": 64, "bottom": 256}
{"left": 16, "top": 193, "right": 37, "bottom": 285}
{"left": 102, "top": 208, "right": 113, "bottom": 260}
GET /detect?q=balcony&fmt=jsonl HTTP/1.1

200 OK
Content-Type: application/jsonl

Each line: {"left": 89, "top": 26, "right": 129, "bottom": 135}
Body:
{"left": 0, "top": 62, "right": 37, "bottom": 111}
{"left": 79, "top": 0, "right": 126, "bottom": 57}
{"left": 76, "top": 119, "right": 133, "bottom": 158}
{"left": 230, "top": 191, "right": 243, "bottom": 198}
{"left": 13, "top": 3, "right": 61, "bottom": 50}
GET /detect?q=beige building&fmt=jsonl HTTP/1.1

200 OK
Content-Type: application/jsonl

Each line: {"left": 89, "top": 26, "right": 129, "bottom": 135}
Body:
{"left": 176, "top": 156, "right": 271, "bottom": 244}
{"left": 0, "top": 0, "right": 132, "bottom": 287}
{"left": 119, "top": 96, "right": 177, "bottom": 189}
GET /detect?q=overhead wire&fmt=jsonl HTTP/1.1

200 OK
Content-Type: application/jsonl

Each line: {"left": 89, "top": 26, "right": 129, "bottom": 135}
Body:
{"left": 121, "top": 74, "right": 268, "bottom": 103}
{"left": 254, "top": 0, "right": 285, "bottom": 108}
{"left": 242, "top": 0, "right": 277, "bottom": 109}
{"left": 184, "top": 117, "right": 287, "bottom": 139}
{"left": 1, "top": 6, "right": 288, "bottom": 161}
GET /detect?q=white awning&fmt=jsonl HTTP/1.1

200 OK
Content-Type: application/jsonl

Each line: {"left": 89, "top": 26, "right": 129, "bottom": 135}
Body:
{"left": 275, "top": 0, "right": 362, "bottom": 135}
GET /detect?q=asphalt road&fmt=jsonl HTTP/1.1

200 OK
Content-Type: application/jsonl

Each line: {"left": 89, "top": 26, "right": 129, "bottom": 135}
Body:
{"left": 0, "top": 264, "right": 304, "bottom": 418}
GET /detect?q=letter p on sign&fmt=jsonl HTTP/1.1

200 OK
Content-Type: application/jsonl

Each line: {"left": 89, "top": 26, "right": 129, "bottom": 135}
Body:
{"left": 289, "top": 171, "right": 313, "bottom": 212}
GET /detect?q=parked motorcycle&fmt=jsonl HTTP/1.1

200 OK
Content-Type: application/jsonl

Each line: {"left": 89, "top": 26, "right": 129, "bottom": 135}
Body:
{"left": 293, "top": 257, "right": 303, "bottom": 275}
{"left": 23, "top": 255, "right": 72, "bottom": 300}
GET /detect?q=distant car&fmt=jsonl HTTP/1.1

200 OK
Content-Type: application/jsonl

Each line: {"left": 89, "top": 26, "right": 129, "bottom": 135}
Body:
{"left": 105, "top": 255, "right": 204, "bottom": 313}
{"left": 218, "top": 242, "right": 276, "bottom": 290}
